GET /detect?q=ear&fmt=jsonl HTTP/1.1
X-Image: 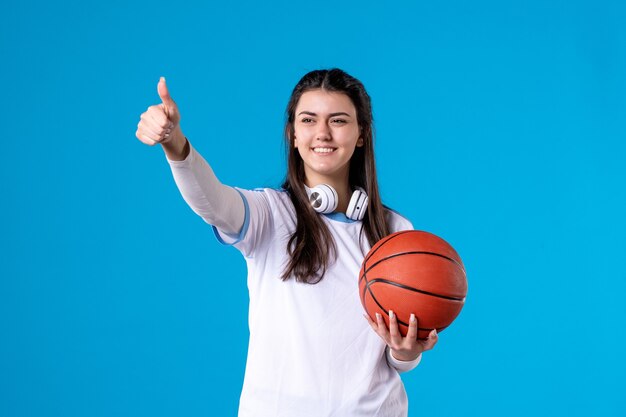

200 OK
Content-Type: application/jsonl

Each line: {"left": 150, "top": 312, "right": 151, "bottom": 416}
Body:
{"left": 357, "top": 125, "right": 365, "bottom": 147}
{"left": 288, "top": 131, "right": 298, "bottom": 148}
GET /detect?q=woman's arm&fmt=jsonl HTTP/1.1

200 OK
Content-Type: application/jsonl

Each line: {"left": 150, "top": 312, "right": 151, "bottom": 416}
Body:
{"left": 161, "top": 128, "right": 190, "bottom": 161}
{"left": 136, "top": 77, "right": 245, "bottom": 235}
{"left": 165, "top": 137, "right": 245, "bottom": 235}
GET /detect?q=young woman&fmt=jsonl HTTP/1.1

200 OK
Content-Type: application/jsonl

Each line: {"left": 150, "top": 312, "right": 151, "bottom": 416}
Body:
{"left": 136, "top": 69, "right": 438, "bottom": 417}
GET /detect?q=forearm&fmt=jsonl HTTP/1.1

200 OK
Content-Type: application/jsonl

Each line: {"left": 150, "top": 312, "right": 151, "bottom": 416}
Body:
{"left": 165, "top": 139, "right": 245, "bottom": 235}
{"left": 161, "top": 127, "right": 190, "bottom": 161}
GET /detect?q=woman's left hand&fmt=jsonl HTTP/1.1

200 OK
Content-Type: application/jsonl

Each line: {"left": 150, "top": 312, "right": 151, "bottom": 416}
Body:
{"left": 364, "top": 310, "right": 438, "bottom": 361}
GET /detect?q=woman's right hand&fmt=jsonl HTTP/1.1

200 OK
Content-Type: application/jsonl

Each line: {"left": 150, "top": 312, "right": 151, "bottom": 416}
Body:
{"left": 136, "top": 77, "right": 184, "bottom": 148}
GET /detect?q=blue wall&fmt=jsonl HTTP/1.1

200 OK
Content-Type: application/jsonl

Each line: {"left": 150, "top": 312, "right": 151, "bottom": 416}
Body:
{"left": 1, "top": 0, "right": 624, "bottom": 415}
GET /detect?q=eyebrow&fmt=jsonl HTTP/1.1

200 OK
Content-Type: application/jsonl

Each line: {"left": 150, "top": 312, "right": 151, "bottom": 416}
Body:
{"left": 297, "top": 111, "right": 352, "bottom": 117}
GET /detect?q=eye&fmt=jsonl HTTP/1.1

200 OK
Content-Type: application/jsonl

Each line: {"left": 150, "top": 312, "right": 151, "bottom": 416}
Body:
{"left": 331, "top": 119, "right": 347, "bottom": 124}
{"left": 301, "top": 117, "right": 314, "bottom": 123}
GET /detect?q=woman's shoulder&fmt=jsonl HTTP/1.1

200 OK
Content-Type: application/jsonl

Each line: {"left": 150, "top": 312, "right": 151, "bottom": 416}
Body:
{"left": 382, "top": 205, "right": 414, "bottom": 232}
{"left": 235, "top": 186, "right": 289, "bottom": 198}
{"left": 245, "top": 187, "right": 291, "bottom": 202}
{"left": 236, "top": 187, "right": 294, "bottom": 217}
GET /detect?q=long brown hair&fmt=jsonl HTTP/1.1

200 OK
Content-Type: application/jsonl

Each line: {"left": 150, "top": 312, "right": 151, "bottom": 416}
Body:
{"left": 281, "top": 68, "right": 390, "bottom": 283}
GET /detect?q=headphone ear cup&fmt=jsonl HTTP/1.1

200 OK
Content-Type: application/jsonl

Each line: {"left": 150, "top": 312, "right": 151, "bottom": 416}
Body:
{"left": 346, "top": 187, "right": 369, "bottom": 221}
{"left": 308, "top": 184, "right": 338, "bottom": 214}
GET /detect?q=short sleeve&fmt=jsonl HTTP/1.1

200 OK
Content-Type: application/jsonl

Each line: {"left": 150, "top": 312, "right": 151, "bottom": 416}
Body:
{"left": 385, "top": 207, "right": 414, "bottom": 233}
{"left": 212, "top": 188, "right": 274, "bottom": 258}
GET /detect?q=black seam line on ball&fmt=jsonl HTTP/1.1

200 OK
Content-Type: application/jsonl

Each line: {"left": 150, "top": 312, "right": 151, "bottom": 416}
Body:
{"left": 362, "top": 231, "right": 413, "bottom": 272}
{"left": 366, "top": 278, "right": 466, "bottom": 302}
{"left": 359, "top": 231, "right": 412, "bottom": 285}
{"left": 364, "top": 287, "right": 434, "bottom": 331}
{"left": 363, "top": 250, "right": 466, "bottom": 278}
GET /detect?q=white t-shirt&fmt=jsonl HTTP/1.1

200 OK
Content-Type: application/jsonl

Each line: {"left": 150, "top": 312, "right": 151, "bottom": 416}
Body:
{"left": 212, "top": 187, "right": 418, "bottom": 417}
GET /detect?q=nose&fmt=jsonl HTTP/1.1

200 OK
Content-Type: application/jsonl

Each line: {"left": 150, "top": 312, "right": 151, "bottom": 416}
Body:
{"left": 316, "top": 122, "right": 331, "bottom": 141}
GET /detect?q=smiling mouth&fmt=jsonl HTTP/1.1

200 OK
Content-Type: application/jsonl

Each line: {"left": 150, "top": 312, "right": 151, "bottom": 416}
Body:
{"left": 312, "top": 147, "right": 337, "bottom": 154}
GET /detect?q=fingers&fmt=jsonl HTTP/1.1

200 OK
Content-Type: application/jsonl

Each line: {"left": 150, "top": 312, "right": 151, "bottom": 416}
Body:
{"left": 406, "top": 313, "right": 418, "bottom": 341}
{"left": 363, "top": 311, "right": 405, "bottom": 346}
{"left": 135, "top": 130, "right": 158, "bottom": 146}
{"left": 376, "top": 312, "right": 390, "bottom": 336}
{"left": 420, "top": 328, "right": 439, "bottom": 352}
{"left": 136, "top": 104, "right": 175, "bottom": 145}
{"left": 370, "top": 312, "right": 391, "bottom": 345}
{"left": 136, "top": 126, "right": 172, "bottom": 145}
{"left": 157, "top": 76, "right": 177, "bottom": 119}
{"left": 157, "top": 76, "right": 171, "bottom": 103}
{"left": 136, "top": 77, "right": 181, "bottom": 147}
{"left": 388, "top": 310, "right": 402, "bottom": 345}
{"left": 363, "top": 313, "right": 390, "bottom": 344}
{"left": 146, "top": 104, "right": 170, "bottom": 128}
{"left": 140, "top": 111, "right": 167, "bottom": 137}
{"left": 364, "top": 309, "right": 440, "bottom": 357}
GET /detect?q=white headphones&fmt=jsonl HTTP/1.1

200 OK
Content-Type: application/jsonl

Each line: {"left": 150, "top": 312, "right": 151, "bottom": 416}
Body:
{"left": 304, "top": 184, "right": 369, "bottom": 221}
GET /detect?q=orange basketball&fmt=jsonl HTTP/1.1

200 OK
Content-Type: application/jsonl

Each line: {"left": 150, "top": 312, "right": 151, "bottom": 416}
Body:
{"left": 359, "top": 230, "right": 467, "bottom": 339}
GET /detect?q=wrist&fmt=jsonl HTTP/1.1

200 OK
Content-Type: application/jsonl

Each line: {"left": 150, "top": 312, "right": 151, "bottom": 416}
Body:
{"left": 390, "top": 349, "right": 421, "bottom": 362}
{"left": 386, "top": 347, "right": 422, "bottom": 373}
{"left": 162, "top": 128, "right": 189, "bottom": 161}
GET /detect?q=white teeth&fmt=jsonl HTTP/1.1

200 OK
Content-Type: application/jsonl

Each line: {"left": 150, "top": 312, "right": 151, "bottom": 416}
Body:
{"left": 313, "top": 148, "right": 336, "bottom": 153}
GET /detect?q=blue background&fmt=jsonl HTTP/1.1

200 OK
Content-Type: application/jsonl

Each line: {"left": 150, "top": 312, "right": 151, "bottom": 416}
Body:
{"left": 1, "top": 0, "right": 625, "bottom": 416}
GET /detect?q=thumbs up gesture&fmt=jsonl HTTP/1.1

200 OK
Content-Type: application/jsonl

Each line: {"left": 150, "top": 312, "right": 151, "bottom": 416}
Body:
{"left": 136, "top": 77, "right": 184, "bottom": 146}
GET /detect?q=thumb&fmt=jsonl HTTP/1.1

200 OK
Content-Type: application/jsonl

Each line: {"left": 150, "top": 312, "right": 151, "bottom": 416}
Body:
{"left": 421, "top": 328, "right": 438, "bottom": 350}
{"left": 157, "top": 76, "right": 178, "bottom": 120}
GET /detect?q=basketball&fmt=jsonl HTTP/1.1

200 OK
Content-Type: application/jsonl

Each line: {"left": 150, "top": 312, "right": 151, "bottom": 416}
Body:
{"left": 359, "top": 230, "right": 467, "bottom": 339}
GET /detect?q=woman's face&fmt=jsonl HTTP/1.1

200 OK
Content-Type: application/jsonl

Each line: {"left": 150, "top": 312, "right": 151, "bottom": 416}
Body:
{"left": 293, "top": 89, "right": 363, "bottom": 186}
